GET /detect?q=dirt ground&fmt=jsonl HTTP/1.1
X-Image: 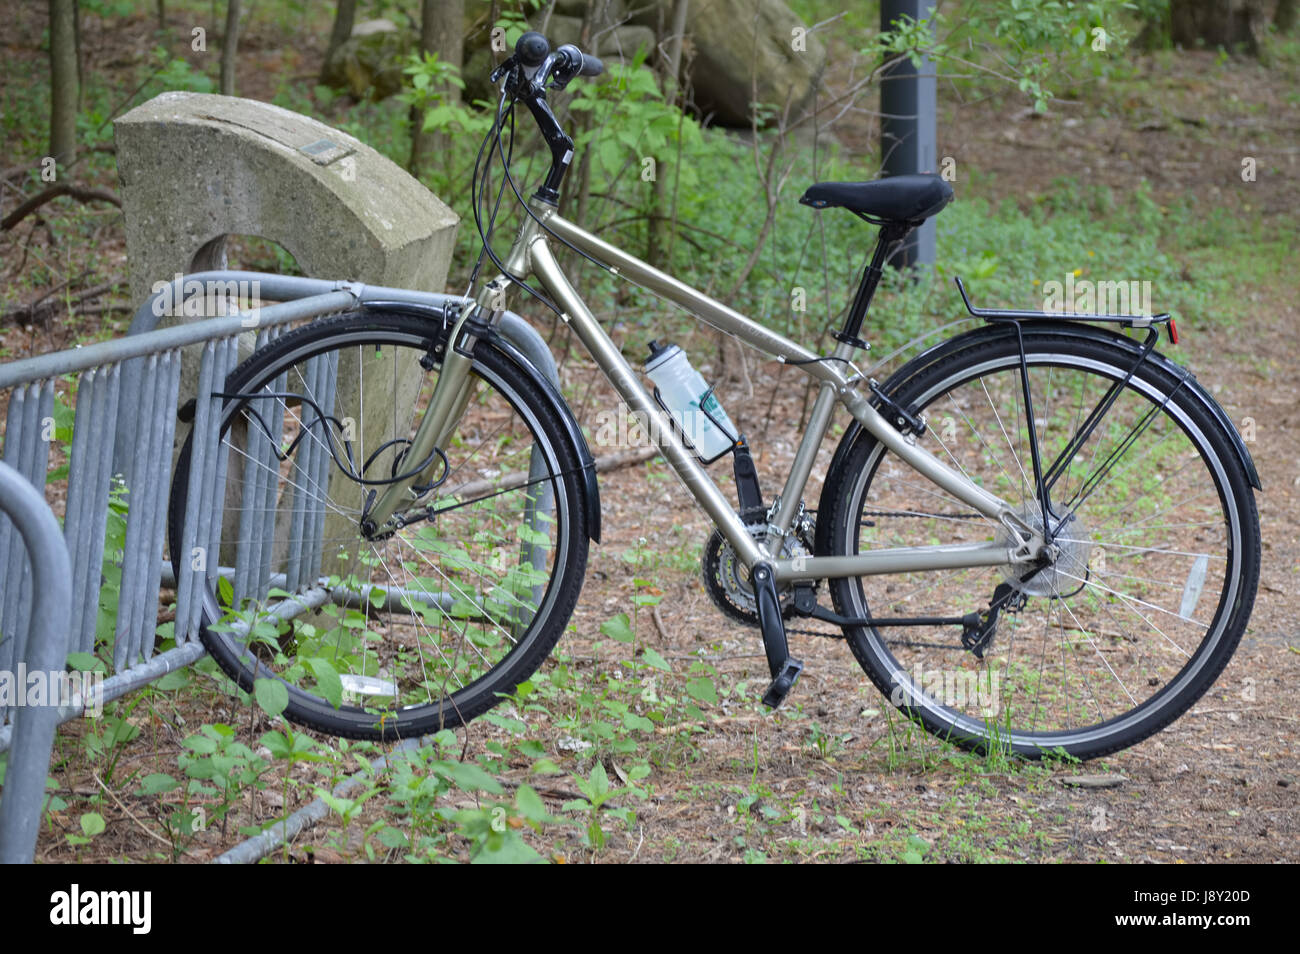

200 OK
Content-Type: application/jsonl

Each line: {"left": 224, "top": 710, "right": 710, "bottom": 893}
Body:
{"left": 2, "top": 6, "right": 1296, "bottom": 862}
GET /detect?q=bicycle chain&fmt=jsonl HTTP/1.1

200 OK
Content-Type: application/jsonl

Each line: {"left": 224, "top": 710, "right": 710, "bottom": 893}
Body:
{"left": 860, "top": 510, "right": 984, "bottom": 520}
{"left": 786, "top": 509, "right": 982, "bottom": 640}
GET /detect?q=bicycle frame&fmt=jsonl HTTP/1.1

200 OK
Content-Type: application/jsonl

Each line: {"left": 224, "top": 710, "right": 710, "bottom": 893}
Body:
{"left": 365, "top": 198, "right": 1044, "bottom": 582}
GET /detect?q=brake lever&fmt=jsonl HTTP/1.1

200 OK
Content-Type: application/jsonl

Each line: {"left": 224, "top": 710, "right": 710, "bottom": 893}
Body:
{"left": 547, "top": 45, "right": 583, "bottom": 90}
{"left": 489, "top": 55, "right": 518, "bottom": 85}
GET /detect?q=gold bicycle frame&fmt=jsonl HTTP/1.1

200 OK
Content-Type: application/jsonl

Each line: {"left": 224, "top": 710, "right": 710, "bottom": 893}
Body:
{"left": 366, "top": 199, "right": 1043, "bottom": 582}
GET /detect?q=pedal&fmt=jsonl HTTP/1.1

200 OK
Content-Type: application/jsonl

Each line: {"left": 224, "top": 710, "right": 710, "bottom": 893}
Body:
{"left": 750, "top": 562, "right": 804, "bottom": 709}
{"left": 761, "top": 658, "right": 804, "bottom": 708}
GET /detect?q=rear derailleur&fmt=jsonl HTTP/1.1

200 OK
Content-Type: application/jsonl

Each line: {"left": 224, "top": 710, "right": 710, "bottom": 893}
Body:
{"left": 960, "top": 582, "right": 1027, "bottom": 659}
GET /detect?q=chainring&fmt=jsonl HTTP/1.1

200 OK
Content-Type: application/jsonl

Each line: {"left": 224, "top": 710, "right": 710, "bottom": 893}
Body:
{"left": 701, "top": 506, "right": 814, "bottom": 626}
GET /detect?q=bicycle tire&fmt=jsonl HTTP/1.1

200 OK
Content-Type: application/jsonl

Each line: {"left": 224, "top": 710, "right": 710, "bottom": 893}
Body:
{"left": 821, "top": 324, "right": 1260, "bottom": 760}
{"left": 168, "top": 310, "right": 590, "bottom": 740}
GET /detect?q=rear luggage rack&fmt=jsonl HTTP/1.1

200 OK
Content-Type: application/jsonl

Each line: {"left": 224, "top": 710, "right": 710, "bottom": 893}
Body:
{"left": 955, "top": 276, "right": 1178, "bottom": 345}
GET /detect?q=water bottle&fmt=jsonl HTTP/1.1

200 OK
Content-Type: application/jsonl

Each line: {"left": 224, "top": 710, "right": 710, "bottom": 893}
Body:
{"left": 643, "top": 340, "right": 738, "bottom": 461}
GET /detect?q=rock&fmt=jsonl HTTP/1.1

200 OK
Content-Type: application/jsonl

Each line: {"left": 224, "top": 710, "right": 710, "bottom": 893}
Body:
{"left": 596, "top": 25, "right": 658, "bottom": 64}
{"left": 1059, "top": 774, "right": 1128, "bottom": 789}
{"left": 642, "top": 0, "right": 827, "bottom": 126}
{"left": 540, "top": 14, "right": 655, "bottom": 63}
{"left": 320, "top": 19, "right": 414, "bottom": 101}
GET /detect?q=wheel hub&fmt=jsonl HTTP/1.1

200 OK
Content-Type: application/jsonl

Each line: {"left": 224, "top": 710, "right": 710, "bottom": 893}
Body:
{"left": 1000, "top": 508, "right": 1093, "bottom": 598}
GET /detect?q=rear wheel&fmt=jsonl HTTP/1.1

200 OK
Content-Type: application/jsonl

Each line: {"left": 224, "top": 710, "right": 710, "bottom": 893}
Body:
{"left": 823, "top": 327, "right": 1260, "bottom": 759}
{"left": 168, "top": 310, "right": 590, "bottom": 739}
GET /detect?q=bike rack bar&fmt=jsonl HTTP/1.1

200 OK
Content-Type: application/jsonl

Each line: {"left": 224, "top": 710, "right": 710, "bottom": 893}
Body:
{"left": 0, "top": 463, "right": 73, "bottom": 864}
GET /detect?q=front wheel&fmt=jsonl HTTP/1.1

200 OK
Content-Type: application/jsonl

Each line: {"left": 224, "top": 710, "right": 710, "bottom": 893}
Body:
{"left": 168, "top": 310, "right": 590, "bottom": 740}
{"left": 822, "top": 325, "right": 1260, "bottom": 760}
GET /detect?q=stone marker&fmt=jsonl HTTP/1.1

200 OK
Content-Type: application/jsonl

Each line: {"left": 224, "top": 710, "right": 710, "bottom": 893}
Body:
{"left": 114, "top": 91, "right": 457, "bottom": 304}
{"left": 114, "top": 92, "right": 459, "bottom": 584}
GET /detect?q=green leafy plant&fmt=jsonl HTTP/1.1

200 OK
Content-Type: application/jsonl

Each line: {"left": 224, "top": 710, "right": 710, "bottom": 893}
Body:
{"left": 562, "top": 760, "right": 642, "bottom": 851}
{"left": 175, "top": 722, "right": 271, "bottom": 839}
{"left": 865, "top": 1, "right": 1139, "bottom": 113}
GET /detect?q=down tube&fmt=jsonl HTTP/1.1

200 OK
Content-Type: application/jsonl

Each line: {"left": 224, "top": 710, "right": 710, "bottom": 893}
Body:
{"left": 526, "top": 236, "right": 769, "bottom": 570}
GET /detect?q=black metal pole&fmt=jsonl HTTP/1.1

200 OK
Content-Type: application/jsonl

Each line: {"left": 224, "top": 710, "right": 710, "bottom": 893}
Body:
{"left": 880, "top": 0, "right": 938, "bottom": 269}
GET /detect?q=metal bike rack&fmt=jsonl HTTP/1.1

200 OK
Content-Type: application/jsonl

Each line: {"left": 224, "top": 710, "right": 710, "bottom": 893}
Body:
{"left": 126, "top": 270, "right": 561, "bottom": 638}
{"left": 0, "top": 270, "right": 562, "bottom": 862}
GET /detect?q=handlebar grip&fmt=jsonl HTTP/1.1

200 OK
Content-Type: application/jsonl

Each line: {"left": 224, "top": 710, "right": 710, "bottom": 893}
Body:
{"left": 516, "top": 31, "right": 549, "bottom": 67}
{"left": 579, "top": 52, "right": 604, "bottom": 77}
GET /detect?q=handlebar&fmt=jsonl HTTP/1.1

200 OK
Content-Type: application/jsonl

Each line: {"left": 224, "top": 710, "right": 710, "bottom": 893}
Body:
{"left": 487, "top": 31, "right": 605, "bottom": 206}
{"left": 506, "top": 31, "right": 604, "bottom": 87}
{"left": 567, "top": 46, "right": 606, "bottom": 78}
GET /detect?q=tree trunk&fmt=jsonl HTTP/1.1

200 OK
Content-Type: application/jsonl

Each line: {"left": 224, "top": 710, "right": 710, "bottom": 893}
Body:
{"left": 1170, "top": 0, "right": 1261, "bottom": 54}
{"left": 220, "top": 0, "right": 241, "bottom": 96}
{"left": 73, "top": 0, "right": 83, "bottom": 106}
{"left": 1278, "top": 0, "right": 1297, "bottom": 32}
{"left": 320, "top": 0, "right": 356, "bottom": 83}
{"left": 409, "top": 0, "right": 463, "bottom": 181}
{"left": 647, "top": 0, "right": 688, "bottom": 268}
{"left": 48, "top": 0, "right": 79, "bottom": 167}
{"left": 570, "top": 0, "right": 597, "bottom": 230}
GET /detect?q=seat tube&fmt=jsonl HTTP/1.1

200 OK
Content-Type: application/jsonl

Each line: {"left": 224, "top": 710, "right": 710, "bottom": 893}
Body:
{"left": 770, "top": 379, "right": 839, "bottom": 536}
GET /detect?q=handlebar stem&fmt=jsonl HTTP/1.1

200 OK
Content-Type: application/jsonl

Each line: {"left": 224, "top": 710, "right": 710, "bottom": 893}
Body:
{"left": 506, "top": 69, "right": 574, "bottom": 206}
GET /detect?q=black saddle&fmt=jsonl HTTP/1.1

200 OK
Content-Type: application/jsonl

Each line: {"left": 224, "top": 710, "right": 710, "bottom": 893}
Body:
{"left": 799, "top": 173, "right": 953, "bottom": 224}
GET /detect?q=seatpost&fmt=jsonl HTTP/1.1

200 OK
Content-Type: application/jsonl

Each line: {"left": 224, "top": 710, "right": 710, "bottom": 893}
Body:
{"left": 834, "top": 222, "right": 910, "bottom": 348}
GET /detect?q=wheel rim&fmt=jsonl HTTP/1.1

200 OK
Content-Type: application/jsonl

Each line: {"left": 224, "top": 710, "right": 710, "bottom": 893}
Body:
{"left": 838, "top": 345, "right": 1245, "bottom": 754}
{"left": 188, "top": 325, "right": 574, "bottom": 734}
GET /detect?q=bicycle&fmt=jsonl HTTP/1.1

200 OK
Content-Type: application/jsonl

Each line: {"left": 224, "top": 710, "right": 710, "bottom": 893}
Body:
{"left": 168, "top": 31, "right": 1261, "bottom": 760}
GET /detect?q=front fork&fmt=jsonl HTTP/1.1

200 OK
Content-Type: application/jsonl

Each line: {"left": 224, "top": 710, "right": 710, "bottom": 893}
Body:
{"left": 363, "top": 217, "right": 547, "bottom": 535}
{"left": 360, "top": 278, "right": 513, "bottom": 536}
